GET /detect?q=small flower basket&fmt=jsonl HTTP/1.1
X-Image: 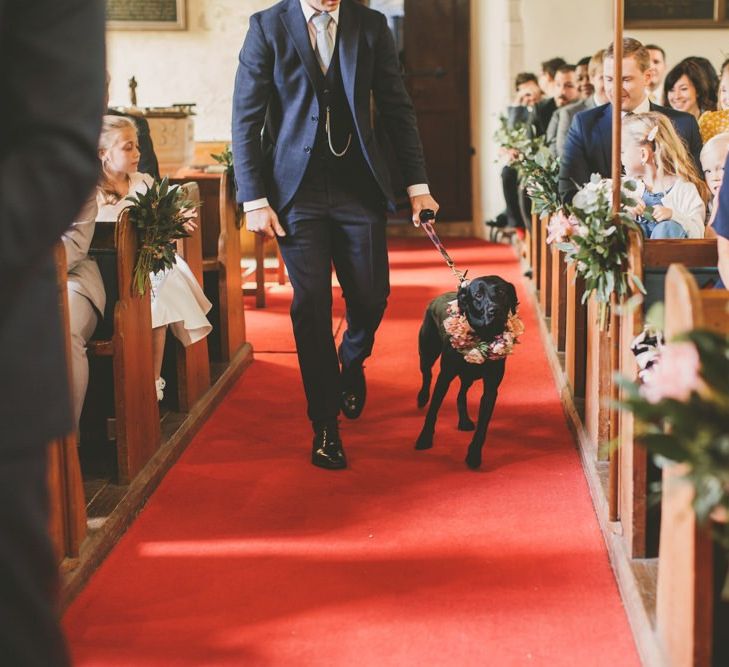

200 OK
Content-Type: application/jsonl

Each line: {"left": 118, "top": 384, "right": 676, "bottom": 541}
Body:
{"left": 125, "top": 177, "right": 199, "bottom": 296}
{"left": 556, "top": 175, "right": 645, "bottom": 330}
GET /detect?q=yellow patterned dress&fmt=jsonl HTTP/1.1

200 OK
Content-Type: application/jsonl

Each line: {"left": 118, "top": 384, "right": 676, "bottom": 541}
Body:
{"left": 699, "top": 109, "right": 729, "bottom": 143}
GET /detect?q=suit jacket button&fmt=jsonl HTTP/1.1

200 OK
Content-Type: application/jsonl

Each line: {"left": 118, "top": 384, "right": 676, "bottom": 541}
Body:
{"left": 304, "top": 146, "right": 312, "bottom": 153}
{"left": 311, "top": 115, "right": 319, "bottom": 122}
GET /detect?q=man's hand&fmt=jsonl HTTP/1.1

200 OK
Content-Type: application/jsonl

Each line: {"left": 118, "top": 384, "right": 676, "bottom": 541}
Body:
{"left": 410, "top": 194, "right": 440, "bottom": 226}
{"left": 245, "top": 206, "right": 286, "bottom": 239}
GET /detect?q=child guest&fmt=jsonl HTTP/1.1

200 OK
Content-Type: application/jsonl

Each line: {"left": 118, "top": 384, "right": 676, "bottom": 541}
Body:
{"left": 622, "top": 112, "right": 708, "bottom": 239}
{"left": 96, "top": 115, "right": 212, "bottom": 400}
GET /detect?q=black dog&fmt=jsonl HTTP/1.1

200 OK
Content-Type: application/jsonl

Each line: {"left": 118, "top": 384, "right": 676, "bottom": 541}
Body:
{"left": 415, "top": 276, "right": 519, "bottom": 469}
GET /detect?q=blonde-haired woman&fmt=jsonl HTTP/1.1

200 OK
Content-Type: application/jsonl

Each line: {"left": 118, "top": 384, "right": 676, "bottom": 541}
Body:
{"left": 622, "top": 112, "right": 708, "bottom": 239}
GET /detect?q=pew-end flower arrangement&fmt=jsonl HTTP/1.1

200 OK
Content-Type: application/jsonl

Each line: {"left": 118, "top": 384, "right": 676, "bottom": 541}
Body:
{"left": 555, "top": 175, "right": 644, "bottom": 330}
{"left": 618, "top": 329, "right": 729, "bottom": 594}
{"left": 125, "top": 177, "right": 198, "bottom": 296}
{"left": 494, "top": 115, "right": 561, "bottom": 219}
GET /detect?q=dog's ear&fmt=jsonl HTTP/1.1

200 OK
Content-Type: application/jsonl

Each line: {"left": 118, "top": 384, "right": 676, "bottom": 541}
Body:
{"left": 506, "top": 282, "right": 519, "bottom": 314}
{"left": 456, "top": 282, "right": 470, "bottom": 313}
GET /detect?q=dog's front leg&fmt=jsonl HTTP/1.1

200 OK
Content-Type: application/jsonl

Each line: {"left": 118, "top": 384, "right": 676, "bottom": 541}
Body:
{"left": 465, "top": 385, "right": 499, "bottom": 469}
{"left": 457, "top": 378, "right": 475, "bottom": 431}
{"left": 415, "top": 367, "right": 455, "bottom": 450}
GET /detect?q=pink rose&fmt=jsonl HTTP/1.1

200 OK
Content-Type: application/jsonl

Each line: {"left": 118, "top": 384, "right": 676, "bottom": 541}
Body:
{"left": 464, "top": 348, "right": 486, "bottom": 364}
{"left": 546, "top": 210, "right": 579, "bottom": 244}
{"left": 641, "top": 342, "right": 706, "bottom": 404}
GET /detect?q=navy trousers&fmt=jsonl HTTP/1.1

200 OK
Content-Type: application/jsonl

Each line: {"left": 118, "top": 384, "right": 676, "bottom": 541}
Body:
{"left": 0, "top": 448, "right": 70, "bottom": 667}
{"left": 277, "top": 156, "right": 389, "bottom": 427}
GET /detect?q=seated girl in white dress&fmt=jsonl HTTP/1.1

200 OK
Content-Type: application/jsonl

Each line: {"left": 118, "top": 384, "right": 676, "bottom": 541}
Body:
{"left": 96, "top": 115, "right": 212, "bottom": 401}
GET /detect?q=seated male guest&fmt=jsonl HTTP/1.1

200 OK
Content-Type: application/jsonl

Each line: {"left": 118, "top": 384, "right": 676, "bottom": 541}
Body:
{"left": 559, "top": 38, "right": 702, "bottom": 203}
{"left": 554, "top": 50, "right": 609, "bottom": 157}
{"left": 544, "top": 64, "right": 580, "bottom": 154}
{"left": 63, "top": 194, "right": 105, "bottom": 427}
{"left": 646, "top": 44, "right": 667, "bottom": 105}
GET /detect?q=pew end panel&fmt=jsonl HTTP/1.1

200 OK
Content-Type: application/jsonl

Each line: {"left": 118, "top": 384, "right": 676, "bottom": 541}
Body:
{"left": 655, "top": 264, "right": 729, "bottom": 667}
{"left": 48, "top": 243, "right": 87, "bottom": 563}
{"left": 174, "top": 182, "right": 211, "bottom": 411}
{"left": 618, "top": 237, "right": 720, "bottom": 560}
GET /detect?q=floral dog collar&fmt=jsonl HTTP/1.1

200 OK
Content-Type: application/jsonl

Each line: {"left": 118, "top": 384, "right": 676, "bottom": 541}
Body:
{"left": 443, "top": 300, "right": 524, "bottom": 364}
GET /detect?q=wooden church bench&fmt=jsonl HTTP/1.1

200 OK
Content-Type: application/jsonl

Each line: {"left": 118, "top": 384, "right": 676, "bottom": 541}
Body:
{"left": 48, "top": 243, "right": 87, "bottom": 563}
{"left": 617, "top": 234, "right": 718, "bottom": 558}
{"left": 564, "top": 263, "right": 587, "bottom": 402}
{"left": 655, "top": 263, "right": 729, "bottom": 667}
{"left": 538, "top": 213, "right": 552, "bottom": 318}
{"left": 86, "top": 213, "right": 160, "bottom": 485}
{"left": 171, "top": 169, "right": 246, "bottom": 361}
{"left": 550, "top": 244, "right": 567, "bottom": 352}
{"left": 172, "top": 182, "right": 210, "bottom": 411}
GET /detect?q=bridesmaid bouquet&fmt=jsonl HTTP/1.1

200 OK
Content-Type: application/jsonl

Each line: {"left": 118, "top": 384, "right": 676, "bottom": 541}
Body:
{"left": 125, "top": 177, "right": 198, "bottom": 296}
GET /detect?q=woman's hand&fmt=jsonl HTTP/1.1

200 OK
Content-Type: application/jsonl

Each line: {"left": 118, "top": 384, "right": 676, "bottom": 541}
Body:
{"left": 652, "top": 205, "right": 673, "bottom": 222}
{"left": 627, "top": 200, "right": 646, "bottom": 218}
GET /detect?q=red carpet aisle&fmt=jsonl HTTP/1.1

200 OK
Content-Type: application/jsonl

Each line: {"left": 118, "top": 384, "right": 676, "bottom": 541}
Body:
{"left": 64, "top": 239, "right": 640, "bottom": 667}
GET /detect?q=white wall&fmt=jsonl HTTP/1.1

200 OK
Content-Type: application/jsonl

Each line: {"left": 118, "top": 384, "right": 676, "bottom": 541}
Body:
{"left": 521, "top": 0, "right": 729, "bottom": 76}
{"left": 107, "top": 0, "right": 271, "bottom": 141}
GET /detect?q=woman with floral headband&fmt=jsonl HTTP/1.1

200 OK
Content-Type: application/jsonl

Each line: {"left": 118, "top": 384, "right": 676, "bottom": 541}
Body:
{"left": 621, "top": 112, "right": 709, "bottom": 239}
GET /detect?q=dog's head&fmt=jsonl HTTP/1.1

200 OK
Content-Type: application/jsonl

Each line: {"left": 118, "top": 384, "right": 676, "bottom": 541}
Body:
{"left": 456, "top": 276, "right": 518, "bottom": 340}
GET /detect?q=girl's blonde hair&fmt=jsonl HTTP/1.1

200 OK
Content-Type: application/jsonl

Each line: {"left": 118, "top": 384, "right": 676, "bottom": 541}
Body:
{"left": 98, "top": 114, "right": 138, "bottom": 204}
{"left": 623, "top": 111, "right": 710, "bottom": 202}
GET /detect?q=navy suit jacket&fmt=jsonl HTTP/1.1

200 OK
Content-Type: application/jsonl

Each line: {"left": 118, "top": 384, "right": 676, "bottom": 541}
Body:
{"left": 559, "top": 101, "right": 703, "bottom": 203}
{"left": 0, "top": 0, "right": 105, "bottom": 452}
{"left": 231, "top": 0, "right": 428, "bottom": 210}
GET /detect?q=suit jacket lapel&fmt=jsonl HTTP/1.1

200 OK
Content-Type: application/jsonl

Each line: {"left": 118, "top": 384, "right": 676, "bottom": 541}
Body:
{"left": 338, "top": 0, "right": 360, "bottom": 112}
{"left": 281, "top": 0, "right": 320, "bottom": 89}
{"left": 599, "top": 105, "right": 613, "bottom": 176}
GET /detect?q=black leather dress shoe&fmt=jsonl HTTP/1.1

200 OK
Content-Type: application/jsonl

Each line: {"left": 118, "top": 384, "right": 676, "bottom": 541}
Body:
{"left": 311, "top": 423, "right": 347, "bottom": 470}
{"left": 340, "top": 364, "right": 366, "bottom": 420}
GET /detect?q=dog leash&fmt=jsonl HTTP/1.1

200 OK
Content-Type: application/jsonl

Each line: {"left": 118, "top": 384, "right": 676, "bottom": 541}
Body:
{"left": 418, "top": 209, "right": 469, "bottom": 285}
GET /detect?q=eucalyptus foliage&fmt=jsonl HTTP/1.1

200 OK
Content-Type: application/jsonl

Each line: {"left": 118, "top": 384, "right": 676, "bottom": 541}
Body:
{"left": 494, "top": 116, "right": 561, "bottom": 218}
{"left": 125, "top": 177, "right": 197, "bottom": 296}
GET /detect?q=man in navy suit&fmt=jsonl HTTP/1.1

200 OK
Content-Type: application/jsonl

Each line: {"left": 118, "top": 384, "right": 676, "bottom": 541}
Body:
{"left": 559, "top": 38, "right": 702, "bottom": 203}
{"left": 232, "top": 0, "right": 438, "bottom": 469}
{"left": 1, "top": 0, "right": 105, "bottom": 664}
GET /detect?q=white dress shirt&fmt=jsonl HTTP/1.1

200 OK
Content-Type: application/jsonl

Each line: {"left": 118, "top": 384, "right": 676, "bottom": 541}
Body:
{"left": 621, "top": 95, "right": 651, "bottom": 117}
{"left": 243, "top": 0, "right": 429, "bottom": 213}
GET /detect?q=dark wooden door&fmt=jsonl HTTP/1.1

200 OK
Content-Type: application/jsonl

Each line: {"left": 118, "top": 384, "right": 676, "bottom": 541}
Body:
{"left": 369, "top": 0, "right": 472, "bottom": 221}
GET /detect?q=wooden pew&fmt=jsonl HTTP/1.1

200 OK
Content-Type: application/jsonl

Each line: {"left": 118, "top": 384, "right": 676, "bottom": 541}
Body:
{"left": 538, "top": 214, "right": 552, "bottom": 318}
{"left": 87, "top": 213, "right": 160, "bottom": 485}
{"left": 174, "top": 182, "right": 211, "bottom": 410}
{"left": 655, "top": 263, "right": 729, "bottom": 667}
{"left": 564, "top": 263, "right": 588, "bottom": 402}
{"left": 550, "top": 244, "right": 567, "bottom": 351}
{"left": 617, "top": 234, "right": 718, "bottom": 558}
{"left": 529, "top": 213, "right": 542, "bottom": 286}
{"left": 171, "top": 169, "right": 246, "bottom": 361}
{"left": 48, "top": 243, "right": 87, "bottom": 563}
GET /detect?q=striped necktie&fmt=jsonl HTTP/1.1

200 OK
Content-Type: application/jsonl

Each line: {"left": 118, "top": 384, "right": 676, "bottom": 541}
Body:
{"left": 312, "top": 12, "right": 333, "bottom": 74}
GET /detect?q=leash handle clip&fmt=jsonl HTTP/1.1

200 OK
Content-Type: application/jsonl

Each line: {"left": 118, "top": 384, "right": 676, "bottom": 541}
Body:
{"left": 418, "top": 209, "right": 469, "bottom": 285}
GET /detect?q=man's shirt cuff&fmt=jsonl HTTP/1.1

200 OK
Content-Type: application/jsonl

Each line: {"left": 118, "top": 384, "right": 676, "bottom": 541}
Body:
{"left": 407, "top": 183, "right": 430, "bottom": 198}
{"left": 243, "top": 197, "right": 269, "bottom": 213}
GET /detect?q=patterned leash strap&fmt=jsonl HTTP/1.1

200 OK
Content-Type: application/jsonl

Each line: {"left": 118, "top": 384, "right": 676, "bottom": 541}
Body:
{"left": 418, "top": 209, "right": 469, "bottom": 285}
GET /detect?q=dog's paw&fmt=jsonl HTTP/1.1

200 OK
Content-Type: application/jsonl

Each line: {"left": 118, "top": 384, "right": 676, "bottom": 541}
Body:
{"left": 457, "top": 417, "right": 475, "bottom": 431}
{"left": 415, "top": 432, "right": 434, "bottom": 450}
{"left": 416, "top": 388, "right": 430, "bottom": 408}
{"left": 465, "top": 448, "right": 482, "bottom": 469}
